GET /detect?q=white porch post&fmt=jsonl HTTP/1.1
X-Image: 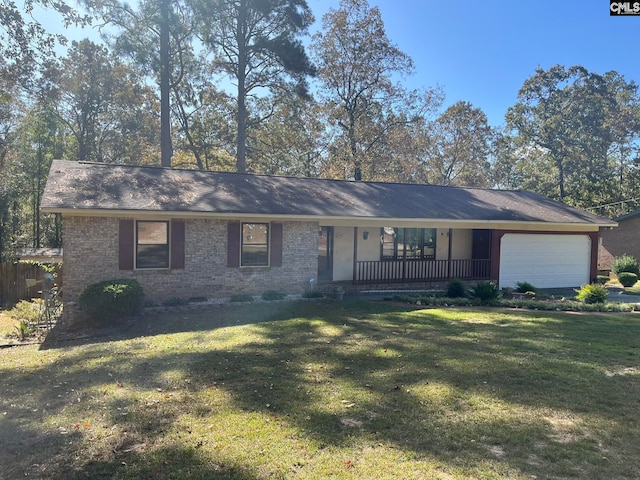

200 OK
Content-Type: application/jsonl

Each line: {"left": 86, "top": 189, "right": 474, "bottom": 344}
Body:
{"left": 352, "top": 227, "right": 358, "bottom": 284}
{"left": 447, "top": 228, "right": 453, "bottom": 279}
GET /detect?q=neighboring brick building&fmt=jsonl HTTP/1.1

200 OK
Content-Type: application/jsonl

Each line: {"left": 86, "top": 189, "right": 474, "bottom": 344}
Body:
{"left": 599, "top": 210, "right": 640, "bottom": 271}
{"left": 41, "top": 160, "right": 615, "bottom": 313}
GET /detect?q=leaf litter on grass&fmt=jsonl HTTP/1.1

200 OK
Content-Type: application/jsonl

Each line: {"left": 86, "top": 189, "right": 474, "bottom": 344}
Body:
{"left": 1, "top": 301, "right": 640, "bottom": 479}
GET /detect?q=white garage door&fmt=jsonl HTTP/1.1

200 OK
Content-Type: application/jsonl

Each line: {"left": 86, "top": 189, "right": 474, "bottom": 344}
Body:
{"left": 499, "top": 234, "right": 591, "bottom": 289}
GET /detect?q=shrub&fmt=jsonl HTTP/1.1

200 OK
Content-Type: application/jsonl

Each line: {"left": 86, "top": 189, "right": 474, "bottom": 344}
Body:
{"left": 575, "top": 283, "right": 609, "bottom": 304}
{"left": 261, "top": 290, "right": 286, "bottom": 301}
{"left": 15, "top": 320, "right": 36, "bottom": 341}
{"left": 515, "top": 281, "right": 537, "bottom": 294}
{"left": 7, "top": 299, "right": 44, "bottom": 340}
{"left": 612, "top": 254, "right": 640, "bottom": 276}
{"left": 596, "top": 275, "right": 610, "bottom": 285}
{"left": 78, "top": 279, "right": 145, "bottom": 322}
{"left": 618, "top": 272, "right": 638, "bottom": 287}
{"left": 446, "top": 279, "right": 467, "bottom": 298}
{"left": 471, "top": 281, "right": 500, "bottom": 305}
{"left": 7, "top": 299, "right": 43, "bottom": 324}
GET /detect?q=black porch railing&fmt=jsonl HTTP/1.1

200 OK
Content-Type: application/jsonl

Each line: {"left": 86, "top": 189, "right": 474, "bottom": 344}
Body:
{"left": 354, "top": 259, "right": 491, "bottom": 284}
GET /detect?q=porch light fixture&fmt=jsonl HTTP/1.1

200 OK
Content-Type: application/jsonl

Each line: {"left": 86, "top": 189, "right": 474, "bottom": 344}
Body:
{"left": 362, "top": 231, "right": 369, "bottom": 240}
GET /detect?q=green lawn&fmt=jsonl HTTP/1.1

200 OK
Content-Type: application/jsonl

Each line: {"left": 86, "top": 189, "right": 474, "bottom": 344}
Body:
{"left": 1, "top": 299, "right": 640, "bottom": 479}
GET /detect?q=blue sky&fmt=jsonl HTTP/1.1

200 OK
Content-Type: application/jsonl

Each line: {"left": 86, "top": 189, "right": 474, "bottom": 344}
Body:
{"left": 44, "top": 0, "right": 640, "bottom": 126}
{"left": 309, "top": 0, "right": 640, "bottom": 126}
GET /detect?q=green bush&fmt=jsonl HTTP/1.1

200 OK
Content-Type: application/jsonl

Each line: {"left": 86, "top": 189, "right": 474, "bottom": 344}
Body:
{"left": 7, "top": 300, "right": 44, "bottom": 340}
{"left": 596, "top": 275, "right": 610, "bottom": 285}
{"left": 515, "top": 281, "right": 537, "bottom": 294}
{"left": 15, "top": 320, "right": 36, "bottom": 341}
{"left": 471, "top": 281, "right": 501, "bottom": 305}
{"left": 612, "top": 254, "right": 640, "bottom": 276}
{"left": 261, "top": 290, "right": 286, "bottom": 301}
{"left": 575, "top": 283, "right": 609, "bottom": 304}
{"left": 618, "top": 272, "right": 638, "bottom": 287}
{"left": 78, "top": 279, "right": 145, "bottom": 322}
{"left": 446, "top": 279, "right": 467, "bottom": 298}
{"left": 7, "top": 299, "right": 43, "bottom": 324}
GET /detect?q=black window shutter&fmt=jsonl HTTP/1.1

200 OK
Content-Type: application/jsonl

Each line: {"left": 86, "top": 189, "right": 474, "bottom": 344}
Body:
{"left": 227, "top": 221, "right": 240, "bottom": 268}
{"left": 270, "top": 222, "right": 283, "bottom": 267}
{"left": 119, "top": 219, "right": 134, "bottom": 270}
{"left": 170, "top": 220, "right": 185, "bottom": 269}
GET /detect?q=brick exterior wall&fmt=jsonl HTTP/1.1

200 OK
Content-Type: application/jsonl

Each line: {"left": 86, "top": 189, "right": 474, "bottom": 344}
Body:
{"left": 599, "top": 216, "right": 640, "bottom": 271}
{"left": 62, "top": 216, "right": 319, "bottom": 304}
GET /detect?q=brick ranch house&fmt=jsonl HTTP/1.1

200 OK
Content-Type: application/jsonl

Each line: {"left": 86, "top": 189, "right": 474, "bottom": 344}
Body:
{"left": 41, "top": 160, "right": 616, "bottom": 305}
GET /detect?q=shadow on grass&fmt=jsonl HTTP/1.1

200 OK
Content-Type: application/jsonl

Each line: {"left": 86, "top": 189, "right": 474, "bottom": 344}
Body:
{"left": 3, "top": 299, "right": 640, "bottom": 478}
{"left": 65, "top": 445, "right": 264, "bottom": 480}
{"left": 40, "top": 300, "right": 328, "bottom": 350}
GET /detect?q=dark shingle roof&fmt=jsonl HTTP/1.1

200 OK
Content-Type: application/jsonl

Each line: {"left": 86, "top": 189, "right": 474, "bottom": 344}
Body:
{"left": 41, "top": 160, "right": 615, "bottom": 226}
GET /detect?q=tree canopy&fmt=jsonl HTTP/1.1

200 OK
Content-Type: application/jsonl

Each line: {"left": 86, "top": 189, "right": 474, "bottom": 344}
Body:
{"left": 0, "top": 0, "right": 90, "bottom": 85}
{"left": 503, "top": 64, "right": 640, "bottom": 212}
{"left": 194, "top": 0, "right": 316, "bottom": 173}
{"left": 311, "top": 0, "right": 441, "bottom": 181}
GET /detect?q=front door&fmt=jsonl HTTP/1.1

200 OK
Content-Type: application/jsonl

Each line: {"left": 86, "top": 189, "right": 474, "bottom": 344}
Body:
{"left": 472, "top": 229, "right": 492, "bottom": 278}
{"left": 318, "top": 226, "right": 333, "bottom": 282}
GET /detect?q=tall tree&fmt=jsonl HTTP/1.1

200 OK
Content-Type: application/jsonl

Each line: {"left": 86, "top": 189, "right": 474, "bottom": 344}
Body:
{"left": 602, "top": 71, "right": 640, "bottom": 211}
{"left": 423, "top": 101, "right": 494, "bottom": 187}
{"left": 12, "top": 105, "right": 64, "bottom": 250}
{"left": 159, "top": 0, "right": 172, "bottom": 166}
{"left": 0, "top": 70, "right": 23, "bottom": 261}
{"left": 172, "top": 78, "right": 237, "bottom": 171}
{"left": 492, "top": 129, "right": 558, "bottom": 196}
{"left": 194, "top": 0, "right": 316, "bottom": 173}
{"left": 251, "top": 93, "right": 325, "bottom": 176}
{"left": 506, "top": 65, "right": 640, "bottom": 209}
{"left": 83, "top": 0, "right": 197, "bottom": 167}
{"left": 43, "top": 40, "right": 160, "bottom": 164}
{"left": 311, "top": 0, "right": 441, "bottom": 181}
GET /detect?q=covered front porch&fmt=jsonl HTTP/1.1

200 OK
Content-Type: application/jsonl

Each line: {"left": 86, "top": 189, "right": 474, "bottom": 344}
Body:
{"left": 318, "top": 225, "right": 494, "bottom": 285}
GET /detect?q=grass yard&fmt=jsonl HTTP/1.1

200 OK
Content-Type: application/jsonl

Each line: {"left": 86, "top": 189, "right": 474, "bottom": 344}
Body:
{"left": 1, "top": 299, "right": 640, "bottom": 479}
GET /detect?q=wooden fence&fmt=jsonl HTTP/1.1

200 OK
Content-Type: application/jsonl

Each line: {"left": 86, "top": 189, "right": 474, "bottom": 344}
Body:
{"left": 0, "top": 263, "right": 63, "bottom": 308}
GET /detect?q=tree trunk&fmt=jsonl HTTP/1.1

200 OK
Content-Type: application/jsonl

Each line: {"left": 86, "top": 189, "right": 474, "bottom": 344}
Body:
{"left": 555, "top": 156, "right": 566, "bottom": 201}
{"left": 235, "top": 1, "right": 248, "bottom": 173}
{"left": 35, "top": 152, "right": 42, "bottom": 248}
{"left": 160, "top": 0, "right": 172, "bottom": 167}
{"left": 348, "top": 111, "right": 361, "bottom": 180}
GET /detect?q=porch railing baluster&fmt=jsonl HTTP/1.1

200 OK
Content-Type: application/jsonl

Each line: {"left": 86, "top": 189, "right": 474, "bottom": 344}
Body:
{"left": 354, "top": 259, "right": 491, "bottom": 284}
